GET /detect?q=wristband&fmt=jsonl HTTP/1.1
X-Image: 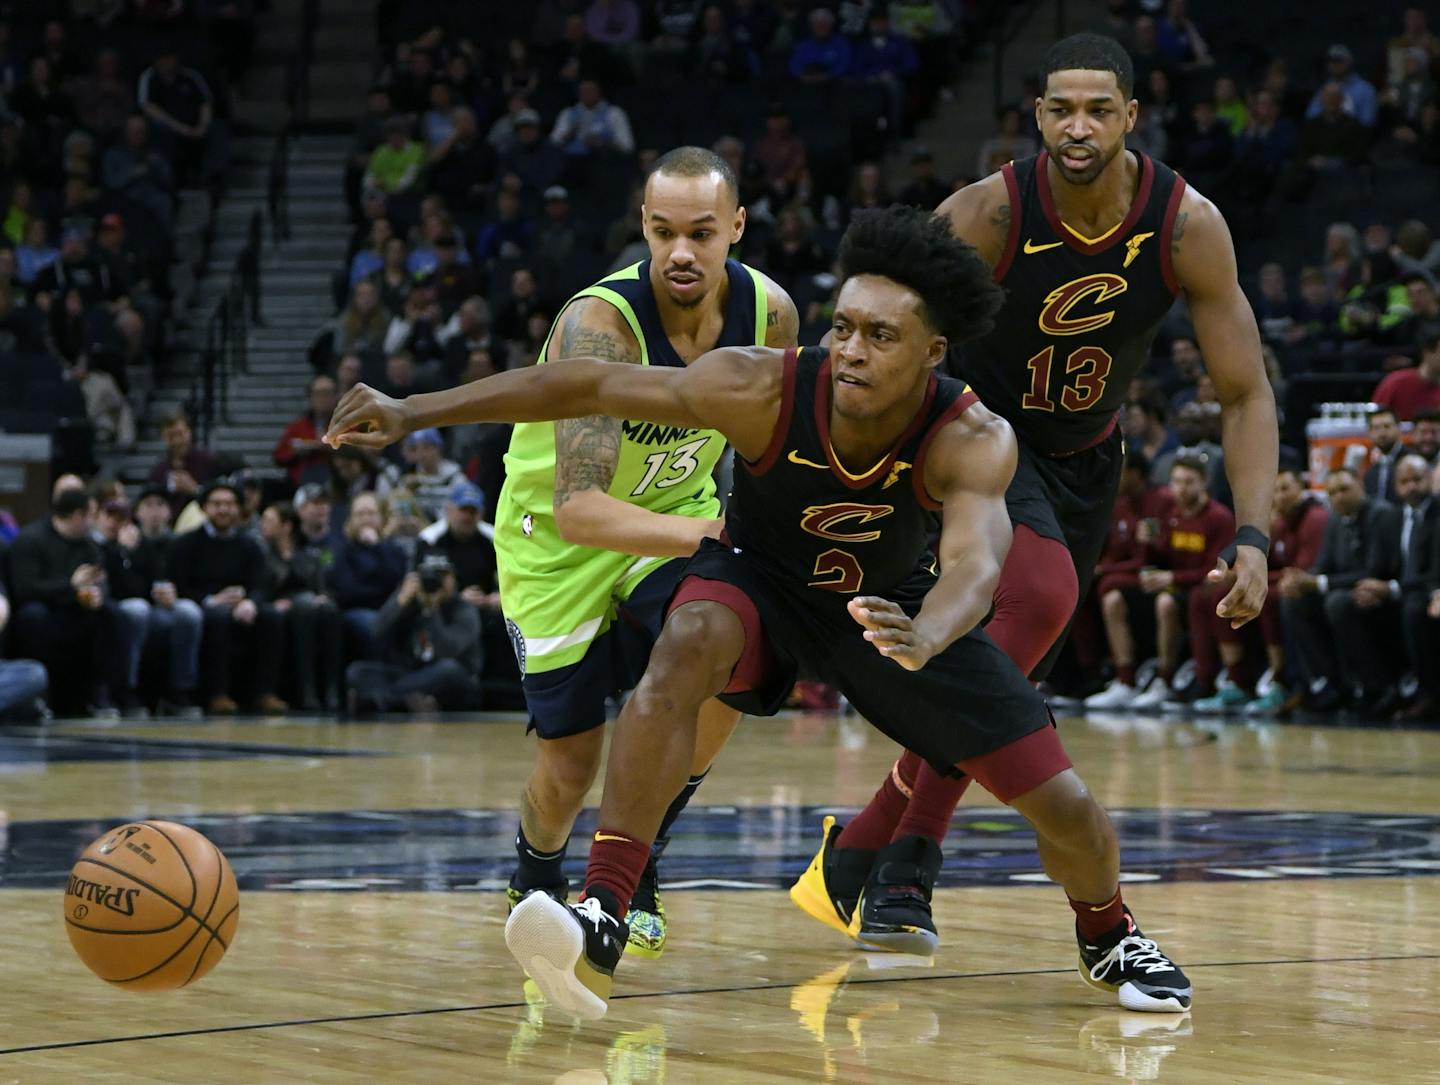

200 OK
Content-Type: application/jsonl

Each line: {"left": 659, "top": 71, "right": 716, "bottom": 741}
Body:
{"left": 1218, "top": 525, "right": 1270, "bottom": 567}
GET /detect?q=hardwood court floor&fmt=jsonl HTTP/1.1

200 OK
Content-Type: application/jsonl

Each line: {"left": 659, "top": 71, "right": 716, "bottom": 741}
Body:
{"left": 1, "top": 712, "right": 1439, "bottom": 1083}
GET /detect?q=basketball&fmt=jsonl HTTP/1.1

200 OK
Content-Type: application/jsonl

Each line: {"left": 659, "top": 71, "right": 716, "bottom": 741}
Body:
{"left": 64, "top": 821, "right": 240, "bottom": 992}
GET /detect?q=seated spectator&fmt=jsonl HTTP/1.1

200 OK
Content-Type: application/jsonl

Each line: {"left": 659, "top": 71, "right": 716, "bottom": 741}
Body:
{"left": 1404, "top": 461, "right": 1440, "bottom": 719}
{"left": 536, "top": 185, "right": 589, "bottom": 271}
{"left": 550, "top": 80, "right": 635, "bottom": 159}
{"left": 1289, "top": 266, "right": 1341, "bottom": 346}
{"left": 1151, "top": 402, "right": 1221, "bottom": 485}
{"left": 766, "top": 205, "right": 829, "bottom": 280}
{"left": 1229, "top": 90, "right": 1297, "bottom": 204}
{"left": 1121, "top": 395, "right": 1176, "bottom": 463}
{"left": 293, "top": 481, "right": 339, "bottom": 565}
{"left": 1392, "top": 220, "right": 1440, "bottom": 280}
{"left": 753, "top": 109, "right": 809, "bottom": 207}
{"left": 845, "top": 161, "right": 892, "bottom": 223}
{"left": 1386, "top": 45, "right": 1435, "bottom": 135}
{"left": 421, "top": 82, "right": 457, "bottom": 149}
{"left": 378, "top": 350, "right": 430, "bottom": 400}
{"left": 364, "top": 116, "right": 426, "bottom": 198}
{"left": 348, "top": 218, "right": 392, "bottom": 288}
{"left": 101, "top": 114, "right": 175, "bottom": 233}
{"left": 335, "top": 352, "right": 363, "bottom": 396}
{"left": 499, "top": 112, "right": 566, "bottom": 200}
{"left": 329, "top": 444, "right": 381, "bottom": 528}
{"left": 691, "top": 4, "right": 757, "bottom": 83}
{"left": 429, "top": 106, "right": 495, "bottom": 216}
{"left": 0, "top": 580, "right": 49, "bottom": 721}
{"left": 1365, "top": 407, "right": 1406, "bottom": 501}
{"left": 1301, "top": 83, "right": 1369, "bottom": 171}
{"left": 1397, "top": 274, "right": 1440, "bottom": 350}
{"left": 789, "top": 7, "right": 851, "bottom": 83}
{"left": 851, "top": 6, "right": 918, "bottom": 131}
{"left": 274, "top": 374, "right": 338, "bottom": 486}
{"left": 127, "top": 485, "right": 203, "bottom": 715}
{"left": 1306, "top": 44, "right": 1379, "bottom": 129}
{"left": 1332, "top": 455, "right": 1433, "bottom": 718}
{"left": 474, "top": 187, "right": 537, "bottom": 265}
{"left": 386, "top": 47, "right": 435, "bottom": 116}
{"left": 168, "top": 481, "right": 286, "bottom": 715}
{"left": 1278, "top": 467, "right": 1393, "bottom": 712}
{"left": 67, "top": 349, "right": 135, "bottom": 451}
{"left": 259, "top": 502, "right": 343, "bottom": 711}
{"left": 1085, "top": 456, "right": 1233, "bottom": 709}
{"left": 1412, "top": 409, "right": 1440, "bottom": 464}
{"left": 1176, "top": 98, "right": 1232, "bottom": 181}
{"left": 586, "top": 0, "right": 640, "bottom": 46}
{"left": 896, "top": 146, "right": 951, "bottom": 210}
{"left": 137, "top": 47, "right": 216, "bottom": 186}
{"left": 406, "top": 209, "right": 472, "bottom": 278}
{"left": 1155, "top": 0, "right": 1212, "bottom": 68}
{"left": 11, "top": 55, "right": 75, "bottom": 171}
{"left": 16, "top": 219, "right": 60, "bottom": 286}
{"left": 333, "top": 491, "right": 407, "bottom": 660}
{"left": 96, "top": 494, "right": 195, "bottom": 716}
{"left": 976, "top": 107, "right": 1037, "bottom": 177}
{"left": 439, "top": 296, "right": 502, "bottom": 383}
{"left": 7, "top": 487, "right": 125, "bottom": 716}
{"left": 383, "top": 272, "right": 445, "bottom": 368}
{"left": 34, "top": 222, "right": 114, "bottom": 309}
{"left": 375, "top": 236, "right": 412, "bottom": 316}
{"left": 146, "top": 409, "right": 221, "bottom": 516}
{"left": 496, "top": 267, "right": 542, "bottom": 342}
{"left": 1388, "top": 7, "right": 1440, "bottom": 87}
{"left": 347, "top": 86, "right": 393, "bottom": 211}
{"left": 488, "top": 93, "right": 535, "bottom": 154}
{"left": 345, "top": 554, "right": 481, "bottom": 713}
{"left": 1373, "top": 333, "right": 1440, "bottom": 421}
{"left": 431, "top": 234, "right": 480, "bottom": 318}
{"left": 390, "top": 429, "right": 465, "bottom": 521}
{"left": 69, "top": 48, "right": 133, "bottom": 142}
{"left": 334, "top": 279, "right": 390, "bottom": 357}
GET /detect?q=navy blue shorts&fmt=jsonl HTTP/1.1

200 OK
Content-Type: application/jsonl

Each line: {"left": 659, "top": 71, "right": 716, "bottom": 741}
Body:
{"left": 520, "top": 560, "right": 683, "bottom": 740}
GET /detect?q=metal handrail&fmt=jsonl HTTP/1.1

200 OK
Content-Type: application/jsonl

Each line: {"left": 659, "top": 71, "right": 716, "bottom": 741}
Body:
{"left": 187, "top": 210, "right": 264, "bottom": 443}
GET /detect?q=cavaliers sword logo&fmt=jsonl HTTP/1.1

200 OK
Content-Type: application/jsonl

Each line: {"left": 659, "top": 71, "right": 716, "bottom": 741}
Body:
{"left": 799, "top": 503, "right": 894, "bottom": 542}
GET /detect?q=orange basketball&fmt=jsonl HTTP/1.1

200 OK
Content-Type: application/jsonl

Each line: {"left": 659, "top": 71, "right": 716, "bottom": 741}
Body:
{"left": 64, "top": 820, "right": 240, "bottom": 991}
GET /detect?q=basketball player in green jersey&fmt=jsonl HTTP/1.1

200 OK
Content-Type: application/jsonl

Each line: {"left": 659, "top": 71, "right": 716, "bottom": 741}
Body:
{"left": 497, "top": 146, "right": 798, "bottom": 955}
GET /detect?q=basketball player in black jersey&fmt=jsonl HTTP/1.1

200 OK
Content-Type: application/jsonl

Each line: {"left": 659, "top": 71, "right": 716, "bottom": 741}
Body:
{"left": 325, "top": 206, "right": 1193, "bottom": 1019}
{"left": 797, "top": 33, "right": 1279, "bottom": 953}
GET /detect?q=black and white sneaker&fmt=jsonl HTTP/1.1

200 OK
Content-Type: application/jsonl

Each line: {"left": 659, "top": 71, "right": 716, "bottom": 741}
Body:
{"left": 505, "top": 889, "right": 628, "bottom": 1021}
{"left": 849, "top": 835, "right": 943, "bottom": 956}
{"left": 1079, "top": 906, "right": 1192, "bottom": 1012}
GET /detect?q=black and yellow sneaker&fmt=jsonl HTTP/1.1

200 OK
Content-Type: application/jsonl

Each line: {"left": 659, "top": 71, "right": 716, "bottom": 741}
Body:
{"left": 788, "top": 815, "right": 877, "bottom": 941}
{"left": 625, "top": 853, "right": 667, "bottom": 958}
{"left": 505, "top": 889, "right": 628, "bottom": 1021}
{"left": 1079, "top": 906, "right": 1192, "bottom": 1013}
{"left": 505, "top": 869, "right": 568, "bottom": 913}
{"left": 848, "top": 835, "right": 942, "bottom": 956}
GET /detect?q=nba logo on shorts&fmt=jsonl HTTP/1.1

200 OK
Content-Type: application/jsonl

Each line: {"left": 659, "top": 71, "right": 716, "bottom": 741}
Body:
{"left": 506, "top": 619, "right": 527, "bottom": 676}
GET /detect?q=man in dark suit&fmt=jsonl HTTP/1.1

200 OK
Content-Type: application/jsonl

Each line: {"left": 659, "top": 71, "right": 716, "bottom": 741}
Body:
{"left": 1278, "top": 467, "right": 1398, "bottom": 712}
{"left": 1337, "top": 455, "right": 1433, "bottom": 717}
{"left": 1362, "top": 408, "right": 1405, "bottom": 502}
{"left": 1398, "top": 461, "right": 1440, "bottom": 720}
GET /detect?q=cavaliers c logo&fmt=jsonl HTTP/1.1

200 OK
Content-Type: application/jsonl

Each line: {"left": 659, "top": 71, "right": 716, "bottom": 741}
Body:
{"left": 799, "top": 503, "right": 893, "bottom": 542}
{"left": 1038, "top": 274, "right": 1128, "bottom": 336}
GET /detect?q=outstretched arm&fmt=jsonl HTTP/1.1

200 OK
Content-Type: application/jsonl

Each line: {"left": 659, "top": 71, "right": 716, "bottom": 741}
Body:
{"left": 849, "top": 406, "right": 1017, "bottom": 670}
{"left": 1173, "top": 187, "right": 1278, "bottom": 628}
{"left": 325, "top": 346, "right": 783, "bottom": 463}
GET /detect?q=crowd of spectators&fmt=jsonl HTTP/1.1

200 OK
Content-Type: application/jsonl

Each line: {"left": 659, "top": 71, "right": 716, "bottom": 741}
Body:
{"left": 0, "top": 4, "right": 246, "bottom": 476}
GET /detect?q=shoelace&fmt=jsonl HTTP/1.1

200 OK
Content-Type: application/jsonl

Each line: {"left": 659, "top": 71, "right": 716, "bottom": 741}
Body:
{"left": 575, "top": 896, "right": 609, "bottom": 929}
{"left": 1089, "top": 935, "right": 1176, "bottom": 980}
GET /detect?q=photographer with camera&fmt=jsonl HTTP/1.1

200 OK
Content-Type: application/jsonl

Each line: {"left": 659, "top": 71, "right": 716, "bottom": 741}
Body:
{"left": 344, "top": 553, "right": 482, "bottom": 714}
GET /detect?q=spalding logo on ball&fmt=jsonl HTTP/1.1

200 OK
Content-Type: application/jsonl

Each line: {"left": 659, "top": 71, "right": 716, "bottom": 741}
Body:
{"left": 65, "top": 820, "right": 240, "bottom": 991}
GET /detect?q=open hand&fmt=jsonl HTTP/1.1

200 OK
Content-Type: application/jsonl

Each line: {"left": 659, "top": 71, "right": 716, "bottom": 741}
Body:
{"left": 847, "top": 596, "right": 935, "bottom": 671}
{"left": 1209, "top": 544, "right": 1267, "bottom": 629}
{"left": 324, "top": 383, "right": 411, "bottom": 450}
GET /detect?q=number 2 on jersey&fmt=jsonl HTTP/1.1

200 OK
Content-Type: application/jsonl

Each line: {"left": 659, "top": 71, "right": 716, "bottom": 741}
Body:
{"left": 629, "top": 436, "right": 711, "bottom": 496}
{"left": 1021, "top": 345, "right": 1114, "bottom": 412}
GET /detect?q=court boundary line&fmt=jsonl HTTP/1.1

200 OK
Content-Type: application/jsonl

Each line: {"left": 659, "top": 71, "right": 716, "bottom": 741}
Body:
{"left": 5, "top": 951, "right": 1439, "bottom": 1055}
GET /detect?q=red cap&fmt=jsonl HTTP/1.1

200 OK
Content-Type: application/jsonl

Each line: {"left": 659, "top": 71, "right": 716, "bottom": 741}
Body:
{"left": 99, "top": 212, "right": 125, "bottom": 230}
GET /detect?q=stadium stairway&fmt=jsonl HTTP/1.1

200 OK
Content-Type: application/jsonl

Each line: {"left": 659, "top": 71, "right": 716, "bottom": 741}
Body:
{"left": 117, "top": 135, "right": 352, "bottom": 481}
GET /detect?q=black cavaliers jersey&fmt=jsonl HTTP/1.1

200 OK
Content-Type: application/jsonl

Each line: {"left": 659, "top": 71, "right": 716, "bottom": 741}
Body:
{"left": 958, "top": 150, "right": 1186, "bottom": 455}
{"left": 726, "top": 347, "right": 978, "bottom": 602}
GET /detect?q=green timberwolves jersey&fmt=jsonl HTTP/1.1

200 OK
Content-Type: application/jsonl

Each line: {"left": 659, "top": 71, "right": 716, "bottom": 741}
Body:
{"left": 494, "top": 258, "right": 768, "bottom": 674}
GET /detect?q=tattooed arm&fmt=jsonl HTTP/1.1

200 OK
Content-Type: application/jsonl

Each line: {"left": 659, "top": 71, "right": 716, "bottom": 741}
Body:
{"left": 757, "top": 272, "right": 801, "bottom": 349}
{"left": 935, "top": 170, "right": 1012, "bottom": 269}
{"left": 547, "top": 297, "right": 726, "bottom": 558}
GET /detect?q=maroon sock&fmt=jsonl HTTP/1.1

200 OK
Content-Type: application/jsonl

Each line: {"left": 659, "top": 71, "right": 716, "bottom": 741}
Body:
{"left": 892, "top": 764, "right": 971, "bottom": 845}
{"left": 1069, "top": 889, "right": 1126, "bottom": 942}
{"left": 582, "top": 830, "right": 652, "bottom": 919}
{"left": 836, "top": 753, "right": 919, "bottom": 850}
{"left": 1116, "top": 663, "right": 1136, "bottom": 686}
{"left": 986, "top": 526, "right": 1079, "bottom": 675}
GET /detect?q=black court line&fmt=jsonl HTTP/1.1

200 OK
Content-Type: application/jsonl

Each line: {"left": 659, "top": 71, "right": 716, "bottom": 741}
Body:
{"left": 3, "top": 952, "right": 1438, "bottom": 1056}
